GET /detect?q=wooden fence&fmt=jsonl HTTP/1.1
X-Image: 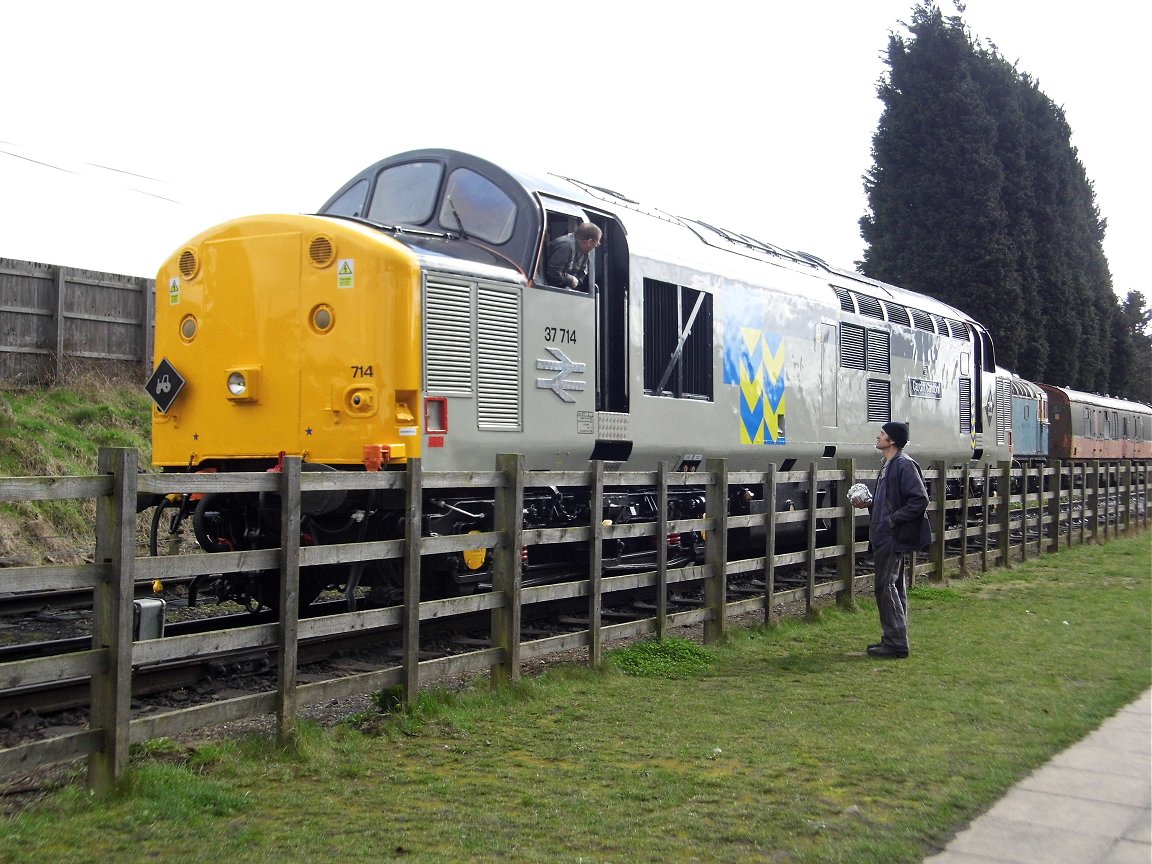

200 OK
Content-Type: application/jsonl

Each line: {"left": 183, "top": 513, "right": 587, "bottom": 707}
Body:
{"left": 0, "top": 258, "right": 153, "bottom": 385}
{"left": 0, "top": 451, "right": 1147, "bottom": 791}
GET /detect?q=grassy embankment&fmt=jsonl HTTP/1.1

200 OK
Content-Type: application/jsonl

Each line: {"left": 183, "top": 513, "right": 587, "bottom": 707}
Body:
{"left": 1, "top": 529, "right": 1148, "bottom": 864}
{"left": 0, "top": 378, "right": 152, "bottom": 565}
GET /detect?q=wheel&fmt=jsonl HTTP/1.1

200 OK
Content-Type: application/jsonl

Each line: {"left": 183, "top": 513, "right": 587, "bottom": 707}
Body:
{"left": 149, "top": 495, "right": 194, "bottom": 556}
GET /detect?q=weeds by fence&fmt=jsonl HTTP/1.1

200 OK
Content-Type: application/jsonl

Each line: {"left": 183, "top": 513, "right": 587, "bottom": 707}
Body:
{"left": 0, "top": 450, "right": 1147, "bottom": 790}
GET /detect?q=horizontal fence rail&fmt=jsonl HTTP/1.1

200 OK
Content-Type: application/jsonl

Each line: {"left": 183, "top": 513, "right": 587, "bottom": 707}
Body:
{"left": 0, "top": 450, "right": 1147, "bottom": 790}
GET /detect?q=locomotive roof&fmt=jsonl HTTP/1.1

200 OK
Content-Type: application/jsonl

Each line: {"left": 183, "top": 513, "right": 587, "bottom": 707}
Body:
{"left": 322, "top": 148, "right": 983, "bottom": 328}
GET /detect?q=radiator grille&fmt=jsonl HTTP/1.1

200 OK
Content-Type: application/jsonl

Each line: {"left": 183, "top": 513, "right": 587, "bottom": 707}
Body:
{"left": 477, "top": 287, "right": 521, "bottom": 429}
{"left": 425, "top": 281, "right": 474, "bottom": 394}
{"left": 959, "top": 377, "right": 972, "bottom": 434}
{"left": 867, "top": 379, "right": 891, "bottom": 423}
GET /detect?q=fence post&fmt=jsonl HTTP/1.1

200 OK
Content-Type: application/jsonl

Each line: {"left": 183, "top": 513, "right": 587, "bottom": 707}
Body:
{"left": 980, "top": 464, "right": 991, "bottom": 572}
{"left": 656, "top": 461, "right": 669, "bottom": 639}
{"left": 587, "top": 461, "right": 604, "bottom": 667}
{"left": 143, "top": 279, "right": 156, "bottom": 379}
{"left": 1091, "top": 461, "right": 1102, "bottom": 544}
{"left": 958, "top": 465, "right": 971, "bottom": 576}
{"left": 703, "top": 458, "right": 727, "bottom": 644}
{"left": 1078, "top": 463, "right": 1087, "bottom": 545}
{"left": 1122, "top": 460, "right": 1132, "bottom": 534}
{"left": 491, "top": 454, "right": 524, "bottom": 686}
{"left": 835, "top": 459, "right": 855, "bottom": 609}
{"left": 763, "top": 465, "right": 778, "bottom": 626}
{"left": 50, "top": 267, "right": 65, "bottom": 383}
{"left": 88, "top": 447, "right": 137, "bottom": 792}
{"left": 275, "top": 455, "right": 302, "bottom": 743}
{"left": 1048, "top": 461, "right": 1063, "bottom": 553}
{"left": 998, "top": 462, "right": 1013, "bottom": 568}
{"left": 1019, "top": 465, "right": 1030, "bottom": 564}
{"left": 1065, "top": 463, "right": 1075, "bottom": 548}
{"left": 1103, "top": 462, "right": 1113, "bottom": 540}
{"left": 402, "top": 458, "right": 423, "bottom": 706}
{"left": 1141, "top": 462, "right": 1149, "bottom": 530}
{"left": 930, "top": 461, "right": 946, "bottom": 582}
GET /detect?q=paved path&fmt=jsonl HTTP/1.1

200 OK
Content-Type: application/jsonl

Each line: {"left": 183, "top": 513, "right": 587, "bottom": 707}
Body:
{"left": 923, "top": 689, "right": 1151, "bottom": 863}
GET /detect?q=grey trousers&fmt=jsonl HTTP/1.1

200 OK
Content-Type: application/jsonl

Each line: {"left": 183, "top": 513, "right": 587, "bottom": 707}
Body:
{"left": 873, "top": 542, "right": 909, "bottom": 652}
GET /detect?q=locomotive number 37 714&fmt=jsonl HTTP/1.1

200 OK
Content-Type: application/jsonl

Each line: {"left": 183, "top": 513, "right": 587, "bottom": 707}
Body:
{"left": 544, "top": 327, "right": 576, "bottom": 344}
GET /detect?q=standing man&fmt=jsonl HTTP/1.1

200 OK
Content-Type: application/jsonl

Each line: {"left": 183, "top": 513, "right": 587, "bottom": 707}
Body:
{"left": 852, "top": 422, "right": 928, "bottom": 659}
{"left": 545, "top": 221, "right": 601, "bottom": 290}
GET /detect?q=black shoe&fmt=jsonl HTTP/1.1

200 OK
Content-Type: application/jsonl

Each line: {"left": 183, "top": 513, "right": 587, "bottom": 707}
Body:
{"left": 868, "top": 642, "right": 882, "bottom": 650}
{"left": 867, "top": 644, "right": 909, "bottom": 659}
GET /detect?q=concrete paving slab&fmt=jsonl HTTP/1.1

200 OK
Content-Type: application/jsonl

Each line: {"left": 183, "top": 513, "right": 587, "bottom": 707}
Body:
{"left": 922, "top": 689, "right": 1151, "bottom": 864}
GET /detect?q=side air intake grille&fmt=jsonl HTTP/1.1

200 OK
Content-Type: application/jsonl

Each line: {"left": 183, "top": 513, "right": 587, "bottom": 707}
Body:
{"left": 831, "top": 285, "right": 854, "bottom": 313}
{"left": 959, "top": 377, "right": 973, "bottom": 434}
{"left": 477, "top": 287, "right": 521, "bottom": 429}
{"left": 425, "top": 281, "right": 474, "bottom": 394}
{"left": 867, "top": 379, "right": 891, "bottom": 423}
{"left": 841, "top": 323, "right": 865, "bottom": 369}
{"left": 995, "top": 377, "right": 1011, "bottom": 445}
{"left": 882, "top": 301, "right": 911, "bottom": 327}
{"left": 910, "top": 308, "right": 934, "bottom": 331}
{"left": 853, "top": 292, "right": 885, "bottom": 320}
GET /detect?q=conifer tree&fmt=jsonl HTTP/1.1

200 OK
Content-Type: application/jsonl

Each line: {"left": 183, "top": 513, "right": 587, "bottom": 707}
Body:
{"left": 861, "top": 2, "right": 1126, "bottom": 395}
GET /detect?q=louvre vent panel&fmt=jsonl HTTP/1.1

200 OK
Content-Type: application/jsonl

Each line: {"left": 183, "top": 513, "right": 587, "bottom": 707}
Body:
{"left": 866, "top": 329, "right": 891, "bottom": 373}
{"left": 425, "top": 282, "right": 474, "bottom": 393}
{"left": 882, "top": 301, "right": 911, "bottom": 327}
{"left": 959, "top": 377, "right": 973, "bottom": 434}
{"left": 910, "top": 309, "right": 934, "bottom": 331}
{"left": 995, "top": 378, "right": 1011, "bottom": 445}
{"left": 840, "top": 323, "right": 866, "bottom": 369}
{"left": 476, "top": 287, "right": 521, "bottom": 429}
{"left": 831, "top": 285, "right": 855, "bottom": 313}
{"left": 853, "top": 292, "right": 885, "bottom": 320}
{"left": 866, "top": 379, "right": 891, "bottom": 423}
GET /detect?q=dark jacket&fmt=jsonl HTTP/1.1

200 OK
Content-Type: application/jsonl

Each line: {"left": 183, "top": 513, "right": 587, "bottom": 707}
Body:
{"left": 870, "top": 450, "right": 929, "bottom": 551}
{"left": 545, "top": 233, "right": 589, "bottom": 289}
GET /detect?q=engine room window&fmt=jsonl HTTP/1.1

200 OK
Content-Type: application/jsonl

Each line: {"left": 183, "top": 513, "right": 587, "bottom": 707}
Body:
{"left": 367, "top": 161, "right": 444, "bottom": 225}
{"left": 437, "top": 168, "right": 517, "bottom": 245}
{"left": 643, "top": 278, "right": 713, "bottom": 400}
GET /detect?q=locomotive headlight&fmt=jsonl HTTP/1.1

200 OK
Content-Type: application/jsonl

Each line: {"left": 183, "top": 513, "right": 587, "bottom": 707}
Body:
{"left": 227, "top": 372, "right": 247, "bottom": 395}
{"left": 225, "top": 366, "right": 261, "bottom": 402}
{"left": 179, "top": 314, "right": 198, "bottom": 342}
{"left": 310, "top": 304, "right": 334, "bottom": 334}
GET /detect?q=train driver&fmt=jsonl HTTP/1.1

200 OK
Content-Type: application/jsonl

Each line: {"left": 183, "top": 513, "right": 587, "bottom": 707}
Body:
{"left": 544, "top": 221, "right": 601, "bottom": 290}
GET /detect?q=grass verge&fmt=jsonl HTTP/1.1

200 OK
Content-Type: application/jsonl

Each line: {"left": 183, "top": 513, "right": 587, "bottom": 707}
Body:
{"left": 1, "top": 531, "right": 1149, "bottom": 863}
{"left": 0, "top": 378, "right": 151, "bottom": 564}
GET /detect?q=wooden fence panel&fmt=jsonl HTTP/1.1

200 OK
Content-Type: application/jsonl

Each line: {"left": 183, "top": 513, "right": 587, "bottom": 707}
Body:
{"left": 0, "top": 451, "right": 1145, "bottom": 789}
{"left": 0, "top": 258, "right": 153, "bottom": 385}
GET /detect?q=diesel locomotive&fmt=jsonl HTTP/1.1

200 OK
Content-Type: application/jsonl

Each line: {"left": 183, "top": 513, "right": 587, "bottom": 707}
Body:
{"left": 147, "top": 148, "right": 1015, "bottom": 610}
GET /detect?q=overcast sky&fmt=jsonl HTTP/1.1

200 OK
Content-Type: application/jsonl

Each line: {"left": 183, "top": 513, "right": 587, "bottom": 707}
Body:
{"left": 1, "top": 1, "right": 1144, "bottom": 302}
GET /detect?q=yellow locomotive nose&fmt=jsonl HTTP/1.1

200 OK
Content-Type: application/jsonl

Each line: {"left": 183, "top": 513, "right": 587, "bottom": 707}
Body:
{"left": 152, "top": 215, "right": 422, "bottom": 469}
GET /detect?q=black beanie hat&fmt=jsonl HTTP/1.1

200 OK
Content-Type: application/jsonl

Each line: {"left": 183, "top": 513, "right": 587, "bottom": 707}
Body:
{"left": 882, "top": 422, "right": 909, "bottom": 449}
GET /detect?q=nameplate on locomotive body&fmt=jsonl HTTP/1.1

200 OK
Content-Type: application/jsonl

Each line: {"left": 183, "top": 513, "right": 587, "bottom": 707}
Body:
{"left": 908, "top": 378, "right": 943, "bottom": 399}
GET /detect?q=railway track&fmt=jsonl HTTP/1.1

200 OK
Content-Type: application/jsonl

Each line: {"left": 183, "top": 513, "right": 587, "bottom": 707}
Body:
{"left": 0, "top": 561, "right": 844, "bottom": 746}
{"left": 2, "top": 484, "right": 1145, "bottom": 754}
